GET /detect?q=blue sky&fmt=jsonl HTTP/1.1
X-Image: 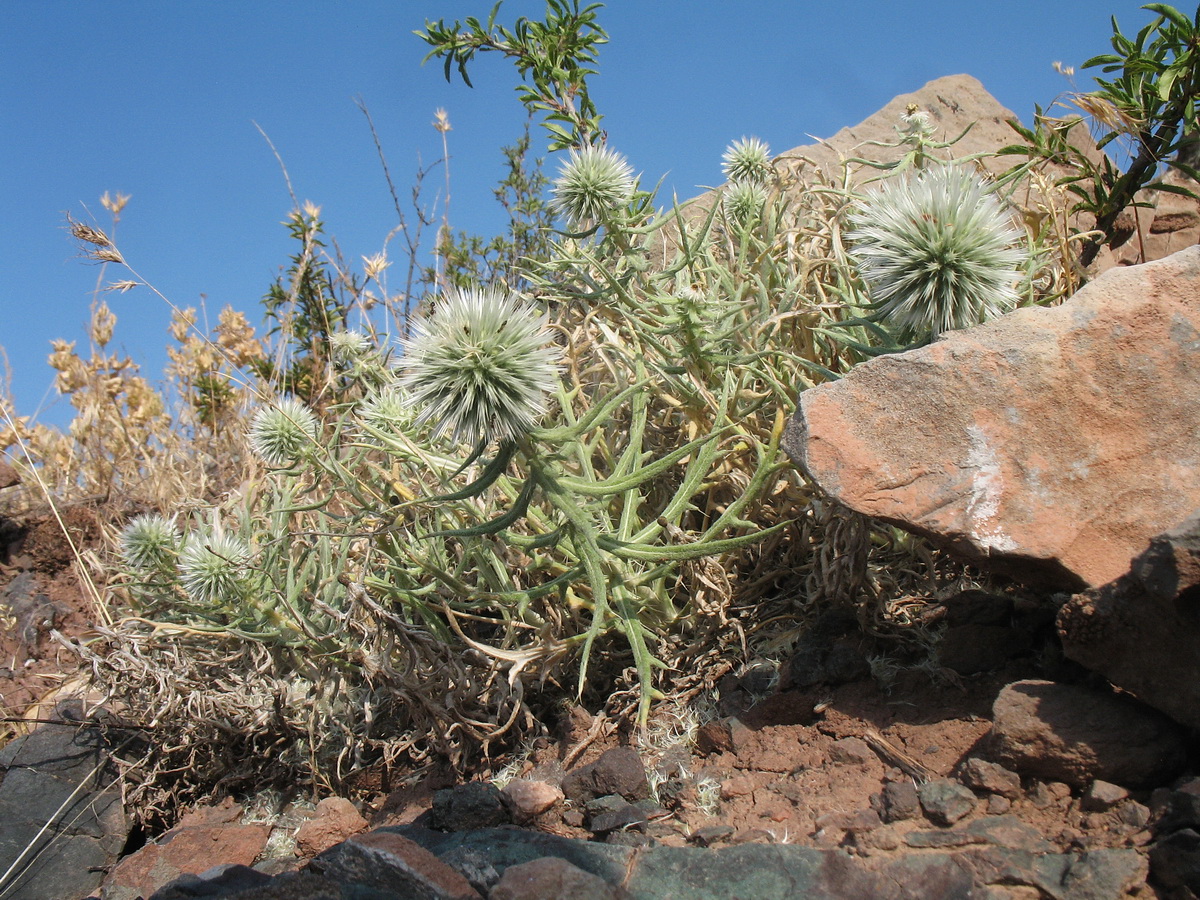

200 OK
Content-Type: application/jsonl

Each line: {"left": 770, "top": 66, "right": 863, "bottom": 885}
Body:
{"left": 2, "top": 1, "right": 1150, "bottom": 428}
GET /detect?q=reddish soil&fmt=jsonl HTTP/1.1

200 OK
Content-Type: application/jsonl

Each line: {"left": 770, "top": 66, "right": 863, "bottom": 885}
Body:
{"left": 0, "top": 501, "right": 1167, "bottom": 896}
{"left": 0, "top": 504, "right": 105, "bottom": 735}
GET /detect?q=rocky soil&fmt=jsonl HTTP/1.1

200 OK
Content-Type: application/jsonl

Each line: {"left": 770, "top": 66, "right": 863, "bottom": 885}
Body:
{"left": 0, "top": 505, "right": 1197, "bottom": 899}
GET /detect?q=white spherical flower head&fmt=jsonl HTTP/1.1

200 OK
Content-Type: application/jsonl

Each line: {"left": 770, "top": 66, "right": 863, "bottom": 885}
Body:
{"left": 120, "top": 514, "right": 181, "bottom": 572}
{"left": 723, "top": 180, "right": 767, "bottom": 225}
{"left": 848, "top": 165, "right": 1028, "bottom": 340}
{"left": 358, "top": 385, "right": 413, "bottom": 434}
{"left": 328, "top": 329, "right": 372, "bottom": 366}
{"left": 401, "top": 287, "right": 561, "bottom": 446}
{"left": 552, "top": 144, "right": 636, "bottom": 230}
{"left": 248, "top": 398, "right": 319, "bottom": 467}
{"left": 721, "top": 137, "right": 772, "bottom": 185}
{"left": 177, "top": 530, "right": 252, "bottom": 606}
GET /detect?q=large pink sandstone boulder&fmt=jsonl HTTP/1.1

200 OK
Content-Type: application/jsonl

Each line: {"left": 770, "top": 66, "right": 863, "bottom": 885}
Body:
{"left": 782, "top": 246, "right": 1200, "bottom": 590}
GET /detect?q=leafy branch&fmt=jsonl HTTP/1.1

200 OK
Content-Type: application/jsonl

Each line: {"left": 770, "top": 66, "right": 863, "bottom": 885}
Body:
{"left": 1001, "top": 3, "right": 1200, "bottom": 268}
{"left": 416, "top": 0, "right": 607, "bottom": 150}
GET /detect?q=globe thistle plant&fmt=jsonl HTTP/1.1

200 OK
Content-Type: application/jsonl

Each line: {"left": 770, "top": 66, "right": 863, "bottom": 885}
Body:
{"left": 248, "top": 398, "right": 319, "bottom": 468}
{"left": 400, "top": 287, "right": 561, "bottom": 446}
{"left": 358, "top": 385, "right": 414, "bottom": 435}
{"left": 328, "top": 329, "right": 372, "bottom": 366}
{"left": 723, "top": 180, "right": 767, "bottom": 226}
{"left": 847, "top": 165, "right": 1027, "bottom": 341}
{"left": 177, "top": 529, "right": 253, "bottom": 607}
{"left": 552, "top": 144, "right": 636, "bottom": 230}
{"left": 120, "top": 514, "right": 181, "bottom": 573}
{"left": 721, "top": 136, "right": 772, "bottom": 185}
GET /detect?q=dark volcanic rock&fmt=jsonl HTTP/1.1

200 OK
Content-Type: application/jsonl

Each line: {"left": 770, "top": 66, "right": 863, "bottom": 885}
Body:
{"left": 430, "top": 781, "right": 510, "bottom": 832}
{"left": 0, "top": 713, "right": 128, "bottom": 900}
{"left": 561, "top": 747, "right": 649, "bottom": 805}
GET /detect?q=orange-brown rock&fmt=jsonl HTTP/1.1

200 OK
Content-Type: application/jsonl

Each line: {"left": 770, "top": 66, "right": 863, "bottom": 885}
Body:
{"left": 783, "top": 245, "right": 1200, "bottom": 590}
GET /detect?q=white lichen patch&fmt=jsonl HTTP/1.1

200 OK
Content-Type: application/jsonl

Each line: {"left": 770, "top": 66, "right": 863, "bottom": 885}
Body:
{"left": 964, "top": 425, "right": 1017, "bottom": 553}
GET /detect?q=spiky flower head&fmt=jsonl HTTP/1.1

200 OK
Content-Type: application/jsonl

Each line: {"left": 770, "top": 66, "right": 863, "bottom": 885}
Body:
{"left": 358, "top": 385, "right": 414, "bottom": 435}
{"left": 248, "top": 398, "right": 319, "bottom": 467}
{"left": 328, "top": 329, "right": 372, "bottom": 366}
{"left": 120, "top": 514, "right": 181, "bottom": 572}
{"left": 552, "top": 144, "right": 636, "bottom": 230}
{"left": 177, "top": 529, "right": 252, "bottom": 606}
{"left": 401, "top": 287, "right": 561, "bottom": 446}
{"left": 848, "top": 165, "right": 1027, "bottom": 341}
{"left": 723, "top": 180, "right": 766, "bottom": 226}
{"left": 721, "top": 137, "right": 772, "bottom": 185}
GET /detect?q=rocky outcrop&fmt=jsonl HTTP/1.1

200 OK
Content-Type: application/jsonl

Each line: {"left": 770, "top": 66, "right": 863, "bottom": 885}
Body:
{"left": 1058, "top": 510, "right": 1200, "bottom": 730}
{"left": 783, "top": 245, "right": 1200, "bottom": 590}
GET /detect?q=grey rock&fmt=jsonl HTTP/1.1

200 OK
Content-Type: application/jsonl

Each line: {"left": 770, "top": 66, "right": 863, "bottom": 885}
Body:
{"left": 589, "top": 804, "right": 648, "bottom": 836}
{"left": 312, "top": 831, "right": 482, "bottom": 899}
{"left": 148, "top": 864, "right": 272, "bottom": 899}
{"left": 429, "top": 782, "right": 509, "bottom": 832}
{"left": 490, "top": 857, "right": 630, "bottom": 900}
{"left": 439, "top": 845, "right": 500, "bottom": 895}
{"left": 0, "top": 717, "right": 128, "bottom": 900}
{"left": 388, "top": 825, "right": 1147, "bottom": 900}
{"left": 960, "top": 758, "right": 1022, "bottom": 799}
{"left": 879, "top": 781, "right": 921, "bottom": 823}
{"left": 918, "top": 779, "right": 977, "bottom": 827}
{"left": 990, "top": 680, "right": 1187, "bottom": 789}
{"left": 905, "top": 816, "right": 1052, "bottom": 852}
{"left": 1081, "top": 780, "right": 1130, "bottom": 813}
{"left": 1150, "top": 828, "right": 1200, "bottom": 897}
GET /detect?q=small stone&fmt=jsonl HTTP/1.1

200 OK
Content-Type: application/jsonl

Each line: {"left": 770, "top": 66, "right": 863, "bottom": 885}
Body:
{"left": 501, "top": 779, "right": 563, "bottom": 825}
{"left": 814, "top": 808, "right": 881, "bottom": 835}
{"left": 918, "top": 779, "right": 976, "bottom": 826}
{"left": 960, "top": 758, "right": 1022, "bottom": 799}
{"left": 1082, "top": 779, "right": 1130, "bottom": 812}
{"left": 986, "top": 794, "right": 1012, "bottom": 816}
{"left": 294, "top": 797, "right": 367, "bottom": 857}
{"left": 430, "top": 782, "right": 509, "bottom": 832}
{"left": 560, "top": 747, "right": 648, "bottom": 804}
{"left": 1118, "top": 800, "right": 1150, "bottom": 830}
{"left": 687, "top": 824, "right": 734, "bottom": 847}
{"left": 857, "top": 825, "right": 902, "bottom": 851}
{"left": 695, "top": 720, "right": 734, "bottom": 755}
{"left": 880, "top": 781, "right": 920, "bottom": 823}
{"left": 589, "top": 804, "right": 647, "bottom": 835}
{"left": 828, "top": 736, "right": 874, "bottom": 767}
{"left": 719, "top": 775, "right": 756, "bottom": 800}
